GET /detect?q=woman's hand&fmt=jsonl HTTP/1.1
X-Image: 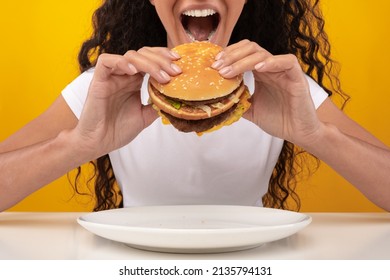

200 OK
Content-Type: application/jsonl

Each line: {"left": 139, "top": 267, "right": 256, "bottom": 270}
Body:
{"left": 72, "top": 47, "right": 182, "bottom": 159}
{"left": 212, "top": 40, "right": 324, "bottom": 147}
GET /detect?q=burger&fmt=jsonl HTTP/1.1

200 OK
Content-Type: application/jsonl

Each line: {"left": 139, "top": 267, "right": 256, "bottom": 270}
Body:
{"left": 148, "top": 41, "right": 251, "bottom": 135}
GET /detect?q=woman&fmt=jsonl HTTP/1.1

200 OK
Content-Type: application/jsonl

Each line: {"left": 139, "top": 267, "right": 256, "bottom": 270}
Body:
{"left": 0, "top": 0, "right": 389, "bottom": 212}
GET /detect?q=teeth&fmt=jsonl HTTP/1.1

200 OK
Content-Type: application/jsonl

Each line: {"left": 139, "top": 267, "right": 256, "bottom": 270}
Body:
{"left": 207, "top": 30, "right": 216, "bottom": 41}
{"left": 182, "top": 9, "right": 218, "bottom": 42}
{"left": 185, "top": 30, "right": 196, "bottom": 42}
{"left": 182, "top": 9, "right": 217, "bottom": 17}
{"left": 186, "top": 30, "right": 215, "bottom": 42}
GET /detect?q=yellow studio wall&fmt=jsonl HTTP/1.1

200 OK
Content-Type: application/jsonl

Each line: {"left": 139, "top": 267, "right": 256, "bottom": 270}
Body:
{"left": 298, "top": 0, "right": 390, "bottom": 212}
{"left": 0, "top": 1, "right": 389, "bottom": 212}
{"left": 0, "top": 1, "right": 99, "bottom": 212}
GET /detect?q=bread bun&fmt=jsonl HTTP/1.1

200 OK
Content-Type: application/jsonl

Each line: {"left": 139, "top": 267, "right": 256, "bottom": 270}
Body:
{"left": 149, "top": 41, "right": 242, "bottom": 101}
{"left": 148, "top": 41, "right": 251, "bottom": 135}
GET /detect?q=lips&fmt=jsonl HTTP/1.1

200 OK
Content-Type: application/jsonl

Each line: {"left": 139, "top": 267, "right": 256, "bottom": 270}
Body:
{"left": 181, "top": 9, "right": 220, "bottom": 42}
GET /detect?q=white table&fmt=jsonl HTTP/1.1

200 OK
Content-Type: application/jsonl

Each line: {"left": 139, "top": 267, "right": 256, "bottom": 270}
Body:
{"left": 0, "top": 212, "right": 389, "bottom": 260}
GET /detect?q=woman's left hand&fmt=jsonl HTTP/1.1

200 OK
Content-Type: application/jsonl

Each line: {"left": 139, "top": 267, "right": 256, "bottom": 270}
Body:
{"left": 212, "top": 39, "right": 324, "bottom": 147}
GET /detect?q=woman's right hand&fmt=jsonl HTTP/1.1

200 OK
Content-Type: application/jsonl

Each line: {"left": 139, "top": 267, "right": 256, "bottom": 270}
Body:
{"left": 71, "top": 47, "right": 182, "bottom": 159}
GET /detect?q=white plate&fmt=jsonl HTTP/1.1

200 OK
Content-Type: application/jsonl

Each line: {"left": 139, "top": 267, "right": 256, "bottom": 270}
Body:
{"left": 77, "top": 205, "right": 311, "bottom": 253}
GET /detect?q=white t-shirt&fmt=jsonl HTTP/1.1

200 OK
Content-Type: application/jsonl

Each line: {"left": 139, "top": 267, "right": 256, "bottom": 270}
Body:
{"left": 62, "top": 70, "right": 327, "bottom": 207}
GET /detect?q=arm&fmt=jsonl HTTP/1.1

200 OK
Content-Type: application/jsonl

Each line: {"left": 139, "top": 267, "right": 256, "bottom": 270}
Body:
{"left": 0, "top": 128, "right": 87, "bottom": 211}
{"left": 0, "top": 47, "right": 180, "bottom": 212}
{"left": 213, "top": 40, "right": 390, "bottom": 211}
{"left": 306, "top": 99, "right": 390, "bottom": 210}
{"left": 0, "top": 96, "right": 81, "bottom": 211}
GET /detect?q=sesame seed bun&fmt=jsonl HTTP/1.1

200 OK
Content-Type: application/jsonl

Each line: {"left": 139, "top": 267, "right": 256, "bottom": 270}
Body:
{"left": 149, "top": 41, "right": 242, "bottom": 101}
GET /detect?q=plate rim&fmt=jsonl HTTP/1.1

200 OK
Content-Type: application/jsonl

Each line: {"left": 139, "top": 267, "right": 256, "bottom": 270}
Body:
{"left": 76, "top": 205, "right": 312, "bottom": 253}
{"left": 77, "top": 205, "right": 312, "bottom": 233}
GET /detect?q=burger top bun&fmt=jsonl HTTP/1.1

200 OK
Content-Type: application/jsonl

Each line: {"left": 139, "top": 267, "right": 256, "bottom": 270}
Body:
{"left": 149, "top": 41, "right": 243, "bottom": 101}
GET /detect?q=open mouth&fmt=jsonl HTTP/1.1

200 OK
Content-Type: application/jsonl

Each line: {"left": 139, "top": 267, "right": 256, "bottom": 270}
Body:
{"left": 181, "top": 9, "right": 220, "bottom": 42}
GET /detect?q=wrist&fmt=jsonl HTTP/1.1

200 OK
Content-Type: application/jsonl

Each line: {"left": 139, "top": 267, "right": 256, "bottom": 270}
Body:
{"left": 56, "top": 129, "right": 98, "bottom": 167}
{"left": 298, "top": 122, "right": 337, "bottom": 157}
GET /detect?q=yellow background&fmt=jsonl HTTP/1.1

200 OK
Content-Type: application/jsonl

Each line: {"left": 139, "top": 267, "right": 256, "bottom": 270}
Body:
{"left": 0, "top": 1, "right": 389, "bottom": 212}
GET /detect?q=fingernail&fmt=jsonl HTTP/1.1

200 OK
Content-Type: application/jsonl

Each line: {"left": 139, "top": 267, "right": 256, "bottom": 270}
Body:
{"left": 215, "top": 51, "right": 224, "bottom": 60}
{"left": 170, "top": 50, "right": 181, "bottom": 59}
{"left": 128, "top": 63, "right": 137, "bottom": 74}
{"left": 171, "top": 63, "right": 182, "bottom": 74}
{"left": 159, "top": 70, "right": 171, "bottom": 82}
{"left": 211, "top": 60, "right": 224, "bottom": 69}
{"left": 219, "top": 66, "right": 233, "bottom": 76}
{"left": 255, "top": 62, "right": 265, "bottom": 71}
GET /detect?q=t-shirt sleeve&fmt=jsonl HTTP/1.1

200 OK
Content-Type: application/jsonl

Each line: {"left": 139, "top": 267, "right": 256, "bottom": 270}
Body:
{"left": 61, "top": 68, "right": 94, "bottom": 119}
{"left": 306, "top": 74, "right": 329, "bottom": 109}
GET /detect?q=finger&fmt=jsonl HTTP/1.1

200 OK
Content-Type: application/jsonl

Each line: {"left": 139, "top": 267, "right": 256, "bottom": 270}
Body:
{"left": 255, "top": 54, "right": 304, "bottom": 82}
{"left": 137, "top": 47, "right": 182, "bottom": 75}
{"left": 214, "top": 39, "right": 252, "bottom": 60}
{"left": 95, "top": 53, "right": 140, "bottom": 80}
{"left": 217, "top": 52, "right": 269, "bottom": 79}
{"left": 138, "top": 46, "right": 181, "bottom": 60}
{"left": 141, "top": 103, "right": 159, "bottom": 128}
{"left": 125, "top": 48, "right": 182, "bottom": 84}
{"left": 213, "top": 40, "right": 267, "bottom": 69}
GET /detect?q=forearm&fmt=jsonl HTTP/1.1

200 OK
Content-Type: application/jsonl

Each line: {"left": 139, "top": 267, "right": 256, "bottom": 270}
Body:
{"left": 302, "top": 123, "right": 390, "bottom": 211}
{"left": 0, "top": 130, "right": 90, "bottom": 211}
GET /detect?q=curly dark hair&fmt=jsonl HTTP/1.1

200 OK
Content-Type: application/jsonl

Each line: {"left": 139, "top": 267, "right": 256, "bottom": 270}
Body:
{"left": 73, "top": 0, "right": 348, "bottom": 211}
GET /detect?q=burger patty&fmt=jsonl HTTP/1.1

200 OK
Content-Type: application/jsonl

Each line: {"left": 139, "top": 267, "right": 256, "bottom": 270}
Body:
{"left": 149, "top": 81, "right": 246, "bottom": 120}
{"left": 168, "top": 93, "right": 233, "bottom": 106}
{"left": 161, "top": 104, "right": 237, "bottom": 133}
